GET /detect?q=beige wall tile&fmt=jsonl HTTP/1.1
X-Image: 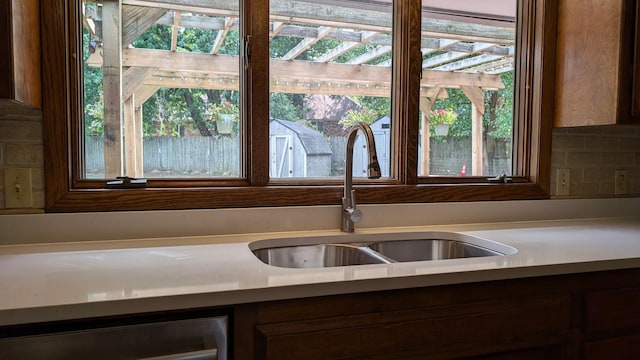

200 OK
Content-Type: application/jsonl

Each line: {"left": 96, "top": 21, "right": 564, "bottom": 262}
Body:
{"left": 0, "top": 120, "right": 42, "bottom": 142}
{"left": 602, "top": 152, "right": 635, "bottom": 166}
{"left": 5, "top": 143, "right": 44, "bottom": 166}
{"left": 551, "top": 126, "right": 640, "bottom": 198}
{"left": 566, "top": 152, "right": 602, "bottom": 166}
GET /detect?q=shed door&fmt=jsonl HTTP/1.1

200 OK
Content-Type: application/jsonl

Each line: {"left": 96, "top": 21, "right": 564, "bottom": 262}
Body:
{"left": 270, "top": 135, "right": 293, "bottom": 178}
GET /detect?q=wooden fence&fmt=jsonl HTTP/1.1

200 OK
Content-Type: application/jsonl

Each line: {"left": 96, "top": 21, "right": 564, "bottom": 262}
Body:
{"left": 85, "top": 136, "right": 511, "bottom": 178}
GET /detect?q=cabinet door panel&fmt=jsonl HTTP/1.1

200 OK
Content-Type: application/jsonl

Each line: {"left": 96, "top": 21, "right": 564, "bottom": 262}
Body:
{"left": 585, "top": 287, "right": 640, "bottom": 335}
{"left": 254, "top": 295, "right": 571, "bottom": 360}
{"left": 585, "top": 334, "right": 640, "bottom": 360}
{"left": 554, "top": 0, "right": 624, "bottom": 126}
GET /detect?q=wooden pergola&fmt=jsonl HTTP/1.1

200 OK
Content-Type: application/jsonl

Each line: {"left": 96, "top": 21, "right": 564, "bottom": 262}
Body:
{"left": 83, "top": 0, "right": 514, "bottom": 178}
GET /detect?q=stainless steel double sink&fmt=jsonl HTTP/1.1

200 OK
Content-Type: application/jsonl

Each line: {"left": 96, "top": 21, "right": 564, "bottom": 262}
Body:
{"left": 250, "top": 232, "right": 516, "bottom": 268}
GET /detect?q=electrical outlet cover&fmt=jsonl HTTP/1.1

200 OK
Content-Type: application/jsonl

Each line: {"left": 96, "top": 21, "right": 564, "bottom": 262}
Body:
{"left": 556, "top": 169, "right": 570, "bottom": 196}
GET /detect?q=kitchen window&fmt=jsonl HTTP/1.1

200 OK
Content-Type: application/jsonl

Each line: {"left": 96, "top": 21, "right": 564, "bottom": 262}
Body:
{"left": 42, "top": 0, "right": 554, "bottom": 212}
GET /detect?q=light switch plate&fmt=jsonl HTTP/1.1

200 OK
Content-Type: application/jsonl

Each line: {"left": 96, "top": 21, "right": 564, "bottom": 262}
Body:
{"left": 4, "top": 168, "right": 33, "bottom": 208}
{"left": 615, "top": 169, "right": 628, "bottom": 195}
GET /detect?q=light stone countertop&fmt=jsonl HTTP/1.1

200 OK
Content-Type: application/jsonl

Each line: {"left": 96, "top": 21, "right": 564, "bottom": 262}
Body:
{"left": 1, "top": 213, "right": 640, "bottom": 326}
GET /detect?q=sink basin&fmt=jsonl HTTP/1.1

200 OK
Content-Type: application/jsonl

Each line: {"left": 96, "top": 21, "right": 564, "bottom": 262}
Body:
{"left": 252, "top": 244, "right": 391, "bottom": 268}
{"left": 250, "top": 232, "right": 516, "bottom": 268}
{"left": 366, "top": 239, "right": 503, "bottom": 262}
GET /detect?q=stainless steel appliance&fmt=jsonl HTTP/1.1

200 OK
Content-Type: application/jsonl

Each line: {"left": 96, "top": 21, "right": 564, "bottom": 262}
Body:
{"left": 0, "top": 310, "right": 228, "bottom": 359}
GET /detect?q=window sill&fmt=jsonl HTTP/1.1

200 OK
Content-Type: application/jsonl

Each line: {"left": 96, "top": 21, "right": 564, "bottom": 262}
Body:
{"left": 46, "top": 182, "right": 549, "bottom": 212}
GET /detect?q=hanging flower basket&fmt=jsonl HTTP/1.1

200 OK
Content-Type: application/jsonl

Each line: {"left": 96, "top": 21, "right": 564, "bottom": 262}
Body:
{"left": 216, "top": 113, "right": 235, "bottom": 134}
{"left": 429, "top": 108, "right": 457, "bottom": 137}
{"left": 206, "top": 100, "right": 239, "bottom": 135}
{"left": 434, "top": 123, "right": 450, "bottom": 136}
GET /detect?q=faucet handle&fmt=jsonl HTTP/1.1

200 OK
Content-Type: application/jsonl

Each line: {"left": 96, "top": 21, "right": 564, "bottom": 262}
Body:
{"left": 345, "top": 208, "right": 363, "bottom": 223}
{"left": 348, "top": 189, "right": 362, "bottom": 222}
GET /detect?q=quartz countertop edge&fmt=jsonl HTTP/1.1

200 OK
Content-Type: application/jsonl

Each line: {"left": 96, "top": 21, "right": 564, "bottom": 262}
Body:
{"left": 1, "top": 216, "right": 640, "bottom": 326}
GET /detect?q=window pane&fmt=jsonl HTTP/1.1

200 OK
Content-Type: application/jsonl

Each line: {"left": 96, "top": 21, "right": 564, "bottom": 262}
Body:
{"left": 268, "top": 0, "right": 393, "bottom": 179}
{"left": 82, "top": 1, "right": 241, "bottom": 179}
{"left": 419, "top": 0, "right": 516, "bottom": 177}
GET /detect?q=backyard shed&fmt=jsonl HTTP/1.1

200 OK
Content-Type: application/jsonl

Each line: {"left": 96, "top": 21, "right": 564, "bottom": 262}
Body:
{"left": 353, "top": 116, "right": 392, "bottom": 178}
{"left": 269, "top": 119, "right": 332, "bottom": 178}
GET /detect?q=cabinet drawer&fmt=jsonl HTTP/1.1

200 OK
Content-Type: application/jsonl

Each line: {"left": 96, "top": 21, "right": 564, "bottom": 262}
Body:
{"left": 585, "top": 287, "right": 640, "bottom": 335}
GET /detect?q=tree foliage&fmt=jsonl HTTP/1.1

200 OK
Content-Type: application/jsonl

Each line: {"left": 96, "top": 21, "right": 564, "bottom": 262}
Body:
{"left": 429, "top": 72, "right": 513, "bottom": 139}
{"left": 83, "top": 26, "right": 105, "bottom": 136}
{"left": 83, "top": 15, "right": 513, "bottom": 141}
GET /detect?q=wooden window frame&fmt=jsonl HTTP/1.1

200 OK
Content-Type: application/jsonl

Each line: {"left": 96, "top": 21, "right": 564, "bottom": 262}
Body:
{"left": 42, "top": 0, "right": 554, "bottom": 212}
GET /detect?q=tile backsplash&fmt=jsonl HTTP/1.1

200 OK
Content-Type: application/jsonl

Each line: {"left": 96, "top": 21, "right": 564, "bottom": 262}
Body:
{"left": 0, "top": 101, "right": 44, "bottom": 213}
{"left": 551, "top": 126, "right": 640, "bottom": 198}
{"left": 1, "top": 102, "right": 638, "bottom": 213}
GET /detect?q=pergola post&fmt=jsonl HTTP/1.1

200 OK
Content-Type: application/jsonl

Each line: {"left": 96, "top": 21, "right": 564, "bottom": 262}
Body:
{"left": 102, "top": 0, "right": 123, "bottom": 178}
{"left": 420, "top": 111, "right": 430, "bottom": 176}
{"left": 418, "top": 87, "right": 443, "bottom": 176}
{"left": 122, "top": 69, "right": 156, "bottom": 178}
{"left": 134, "top": 103, "right": 144, "bottom": 175}
{"left": 471, "top": 104, "right": 483, "bottom": 175}
{"left": 123, "top": 95, "right": 143, "bottom": 177}
{"left": 461, "top": 86, "right": 485, "bottom": 176}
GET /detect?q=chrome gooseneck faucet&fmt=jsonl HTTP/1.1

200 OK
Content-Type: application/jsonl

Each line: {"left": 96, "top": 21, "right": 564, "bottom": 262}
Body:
{"left": 342, "top": 122, "right": 382, "bottom": 232}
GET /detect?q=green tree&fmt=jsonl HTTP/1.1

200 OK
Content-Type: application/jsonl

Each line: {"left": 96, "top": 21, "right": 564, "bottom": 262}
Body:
{"left": 431, "top": 89, "right": 472, "bottom": 137}
{"left": 83, "top": 26, "right": 104, "bottom": 137}
{"left": 428, "top": 71, "right": 513, "bottom": 139}
{"left": 339, "top": 96, "right": 390, "bottom": 128}
{"left": 339, "top": 107, "right": 378, "bottom": 128}
{"left": 131, "top": 23, "right": 241, "bottom": 137}
{"left": 484, "top": 72, "right": 513, "bottom": 139}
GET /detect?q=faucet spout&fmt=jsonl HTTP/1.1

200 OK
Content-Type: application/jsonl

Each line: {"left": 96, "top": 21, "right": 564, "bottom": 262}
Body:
{"left": 342, "top": 122, "right": 381, "bottom": 232}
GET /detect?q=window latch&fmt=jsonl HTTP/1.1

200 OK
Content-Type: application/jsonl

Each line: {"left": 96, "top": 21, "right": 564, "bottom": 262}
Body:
{"left": 487, "top": 173, "right": 512, "bottom": 183}
{"left": 106, "top": 176, "right": 147, "bottom": 189}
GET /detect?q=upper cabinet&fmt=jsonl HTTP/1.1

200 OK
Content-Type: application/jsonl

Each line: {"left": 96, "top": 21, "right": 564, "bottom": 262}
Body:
{"left": 0, "top": 0, "right": 41, "bottom": 108}
{"left": 633, "top": 0, "right": 640, "bottom": 118}
{"left": 555, "top": 0, "right": 638, "bottom": 127}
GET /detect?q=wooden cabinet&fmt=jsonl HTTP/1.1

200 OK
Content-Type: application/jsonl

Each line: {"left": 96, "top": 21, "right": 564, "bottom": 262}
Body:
{"left": 555, "top": 0, "right": 638, "bottom": 126}
{"left": 234, "top": 268, "right": 640, "bottom": 360}
{"left": 633, "top": 0, "right": 640, "bottom": 119}
{"left": 583, "top": 287, "right": 640, "bottom": 359}
{"left": 234, "top": 278, "right": 576, "bottom": 360}
{"left": 0, "top": 0, "right": 41, "bottom": 108}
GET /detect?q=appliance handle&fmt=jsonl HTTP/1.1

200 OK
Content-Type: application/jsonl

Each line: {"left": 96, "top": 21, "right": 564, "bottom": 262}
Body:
{"left": 139, "top": 348, "right": 218, "bottom": 360}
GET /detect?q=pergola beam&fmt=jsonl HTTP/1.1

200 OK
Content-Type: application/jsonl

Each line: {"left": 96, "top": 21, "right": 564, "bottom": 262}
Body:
{"left": 281, "top": 26, "right": 334, "bottom": 60}
{"left": 433, "top": 54, "right": 504, "bottom": 72}
{"left": 346, "top": 45, "right": 391, "bottom": 65}
{"left": 170, "top": 11, "right": 180, "bottom": 52}
{"left": 134, "top": 85, "right": 161, "bottom": 107}
{"left": 314, "top": 41, "right": 359, "bottom": 63}
{"left": 422, "top": 42, "right": 496, "bottom": 69}
{"left": 122, "top": 5, "right": 167, "bottom": 47}
{"left": 113, "top": 48, "right": 506, "bottom": 89}
{"left": 464, "top": 56, "right": 514, "bottom": 74}
{"left": 123, "top": 0, "right": 514, "bottom": 44}
{"left": 211, "top": 17, "right": 235, "bottom": 54}
{"left": 123, "top": 66, "right": 158, "bottom": 99}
